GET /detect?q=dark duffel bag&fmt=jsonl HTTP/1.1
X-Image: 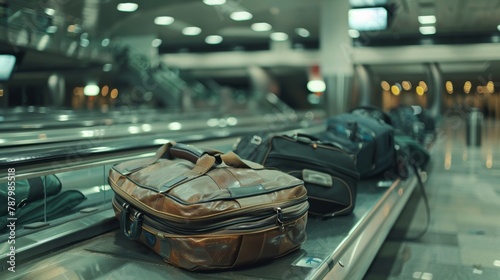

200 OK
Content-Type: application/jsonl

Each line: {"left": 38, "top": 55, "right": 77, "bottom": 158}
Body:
{"left": 395, "top": 135, "right": 431, "bottom": 170}
{"left": 388, "top": 105, "right": 426, "bottom": 143}
{"left": 322, "top": 113, "right": 395, "bottom": 178}
{"left": 109, "top": 142, "right": 309, "bottom": 271}
{"left": 234, "top": 133, "right": 359, "bottom": 217}
{"left": 350, "top": 105, "right": 393, "bottom": 125}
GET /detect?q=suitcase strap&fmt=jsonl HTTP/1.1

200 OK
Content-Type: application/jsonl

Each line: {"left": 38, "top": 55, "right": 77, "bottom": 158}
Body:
{"left": 128, "top": 142, "right": 264, "bottom": 176}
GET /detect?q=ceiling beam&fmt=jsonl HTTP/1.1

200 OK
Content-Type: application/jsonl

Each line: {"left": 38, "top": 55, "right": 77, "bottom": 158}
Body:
{"left": 161, "top": 43, "right": 500, "bottom": 69}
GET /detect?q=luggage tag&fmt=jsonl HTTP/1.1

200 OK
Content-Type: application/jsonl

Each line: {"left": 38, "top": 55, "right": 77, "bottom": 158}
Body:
{"left": 302, "top": 169, "right": 332, "bottom": 188}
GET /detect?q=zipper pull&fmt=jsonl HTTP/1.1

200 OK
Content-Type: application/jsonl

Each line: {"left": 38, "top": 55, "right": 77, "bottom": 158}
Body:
{"left": 276, "top": 207, "right": 284, "bottom": 232}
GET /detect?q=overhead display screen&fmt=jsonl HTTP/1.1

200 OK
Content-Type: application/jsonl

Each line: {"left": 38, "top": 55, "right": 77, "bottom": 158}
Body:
{"left": 348, "top": 7, "right": 388, "bottom": 31}
{"left": 0, "top": 54, "right": 16, "bottom": 81}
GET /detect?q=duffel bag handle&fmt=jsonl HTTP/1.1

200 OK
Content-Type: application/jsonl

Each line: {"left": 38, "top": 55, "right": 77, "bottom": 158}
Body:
{"left": 151, "top": 141, "right": 263, "bottom": 169}
{"left": 294, "top": 133, "right": 322, "bottom": 143}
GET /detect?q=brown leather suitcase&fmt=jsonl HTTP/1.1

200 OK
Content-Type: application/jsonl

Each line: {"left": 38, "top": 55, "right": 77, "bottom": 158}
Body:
{"left": 108, "top": 142, "right": 309, "bottom": 271}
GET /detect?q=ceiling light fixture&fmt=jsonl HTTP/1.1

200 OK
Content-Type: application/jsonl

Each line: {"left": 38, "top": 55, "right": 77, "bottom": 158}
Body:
{"left": 419, "top": 26, "right": 436, "bottom": 35}
{"left": 205, "top": 35, "right": 223, "bottom": 44}
{"left": 84, "top": 84, "right": 100, "bottom": 96}
{"left": 230, "top": 11, "right": 253, "bottom": 21}
{"left": 295, "top": 28, "right": 310, "bottom": 37}
{"left": 270, "top": 32, "right": 289, "bottom": 41}
{"left": 251, "top": 22, "right": 272, "bottom": 32}
{"left": 182, "top": 26, "right": 202, "bottom": 36}
{"left": 418, "top": 15, "right": 436, "bottom": 25}
{"left": 203, "top": 0, "right": 226, "bottom": 5}
{"left": 154, "top": 16, "right": 174, "bottom": 25}
{"left": 117, "top": 3, "right": 138, "bottom": 12}
{"left": 307, "top": 80, "right": 326, "bottom": 92}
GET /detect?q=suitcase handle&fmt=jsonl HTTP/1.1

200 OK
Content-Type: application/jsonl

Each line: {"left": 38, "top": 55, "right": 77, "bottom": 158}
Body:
{"left": 151, "top": 142, "right": 263, "bottom": 170}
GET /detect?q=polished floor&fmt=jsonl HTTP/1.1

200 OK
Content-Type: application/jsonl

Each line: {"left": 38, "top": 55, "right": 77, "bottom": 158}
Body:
{"left": 364, "top": 116, "right": 500, "bottom": 280}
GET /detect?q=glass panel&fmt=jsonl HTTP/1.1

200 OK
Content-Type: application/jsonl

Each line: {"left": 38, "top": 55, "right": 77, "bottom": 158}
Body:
{"left": 0, "top": 164, "right": 115, "bottom": 241}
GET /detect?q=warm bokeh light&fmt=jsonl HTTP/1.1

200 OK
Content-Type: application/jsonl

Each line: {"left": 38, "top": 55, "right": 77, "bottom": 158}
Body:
{"left": 0, "top": 89, "right": 3, "bottom": 97}
{"left": 402, "top": 81, "right": 412, "bottom": 91}
{"left": 110, "top": 89, "right": 118, "bottom": 99}
{"left": 445, "top": 81, "right": 453, "bottom": 94}
{"left": 73, "top": 87, "right": 84, "bottom": 96}
{"left": 381, "top": 81, "right": 390, "bottom": 91}
{"left": 391, "top": 85, "right": 400, "bottom": 96}
{"left": 419, "top": 81, "right": 428, "bottom": 92}
{"left": 416, "top": 86, "right": 425, "bottom": 96}
{"left": 486, "top": 81, "right": 494, "bottom": 93}
{"left": 444, "top": 153, "right": 452, "bottom": 170}
{"left": 101, "top": 85, "right": 109, "bottom": 96}
{"left": 464, "top": 81, "right": 471, "bottom": 94}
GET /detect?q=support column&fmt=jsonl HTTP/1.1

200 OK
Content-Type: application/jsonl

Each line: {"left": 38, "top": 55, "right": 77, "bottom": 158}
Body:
{"left": 320, "top": 0, "right": 353, "bottom": 116}
{"left": 426, "top": 63, "right": 443, "bottom": 117}
{"left": 354, "top": 64, "right": 372, "bottom": 106}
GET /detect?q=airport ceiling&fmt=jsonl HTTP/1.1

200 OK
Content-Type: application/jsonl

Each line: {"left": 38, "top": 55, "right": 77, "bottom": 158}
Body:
{"left": 3, "top": 0, "right": 500, "bottom": 76}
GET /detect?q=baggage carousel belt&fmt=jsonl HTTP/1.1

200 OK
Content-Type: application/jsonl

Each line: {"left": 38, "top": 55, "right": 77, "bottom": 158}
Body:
{"left": 8, "top": 175, "right": 418, "bottom": 280}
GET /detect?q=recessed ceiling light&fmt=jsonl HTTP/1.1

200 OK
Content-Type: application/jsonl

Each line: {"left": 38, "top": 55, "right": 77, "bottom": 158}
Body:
{"left": 154, "top": 16, "right": 174, "bottom": 25}
{"left": 307, "top": 80, "right": 326, "bottom": 92}
{"left": 418, "top": 15, "right": 436, "bottom": 25}
{"left": 295, "top": 28, "right": 310, "bottom": 37}
{"left": 251, "top": 22, "right": 272, "bottom": 32}
{"left": 348, "top": 29, "right": 360, "bottom": 38}
{"left": 230, "top": 11, "right": 253, "bottom": 21}
{"left": 117, "top": 3, "right": 138, "bottom": 12}
{"left": 84, "top": 84, "right": 100, "bottom": 96}
{"left": 152, "top": 38, "right": 162, "bottom": 47}
{"left": 182, "top": 26, "right": 202, "bottom": 36}
{"left": 203, "top": 0, "right": 226, "bottom": 5}
{"left": 205, "top": 35, "right": 223, "bottom": 44}
{"left": 419, "top": 26, "right": 436, "bottom": 35}
{"left": 270, "top": 32, "right": 289, "bottom": 41}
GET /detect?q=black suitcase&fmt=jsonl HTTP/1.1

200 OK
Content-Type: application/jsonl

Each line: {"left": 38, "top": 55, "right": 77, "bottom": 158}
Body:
{"left": 234, "top": 133, "right": 359, "bottom": 217}
{"left": 321, "top": 113, "right": 395, "bottom": 178}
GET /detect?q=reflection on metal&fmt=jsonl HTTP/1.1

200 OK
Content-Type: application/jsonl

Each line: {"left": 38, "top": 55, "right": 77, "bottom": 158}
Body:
{"left": 354, "top": 65, "right": 371, "bottom": 106}
{"left": 37, "top": 34, "right": 50, "bottom": 51}
{"left": 154, "top": 139, "right": 171, "bottom": 145}
{"left": 426, "top": 63, "right": 442, "bottom": 118}
{"left": 128, "top": 126, "right": 140, "bottom": 134}
{"left": 58, "top": 115, "right": 69, "bottom": 121}
{"left": 412, "top": 272, "right": 433, "bottom": 279}
{"left": 486, "top": 152, "right": 493, "bottom": 169}
{"left": 168, "top": 122, "right": 182, "bottom": 130}
{"left": 444, "top": 152, "right": 452, "bottom": 170}
{"left": 141, "top": 124, "right": 152, "bottom": 132}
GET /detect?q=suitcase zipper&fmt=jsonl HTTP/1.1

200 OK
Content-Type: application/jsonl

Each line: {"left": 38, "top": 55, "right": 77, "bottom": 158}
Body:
{"left": 266, "top": 154, "right": 359, "bottom": 180}
{"left": 113, "top": 195, "right": 308, "bottom": 235}
{"left": 109, "top": 176, "right": 307, "bottom": 223}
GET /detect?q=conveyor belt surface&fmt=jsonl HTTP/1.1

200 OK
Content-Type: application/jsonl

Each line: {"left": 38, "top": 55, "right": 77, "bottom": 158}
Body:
{"left": 2, "top": 174, "right": 419, "bottom": 280}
